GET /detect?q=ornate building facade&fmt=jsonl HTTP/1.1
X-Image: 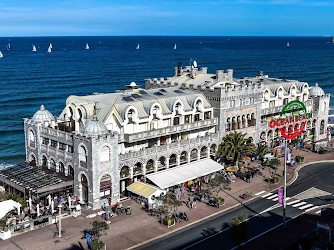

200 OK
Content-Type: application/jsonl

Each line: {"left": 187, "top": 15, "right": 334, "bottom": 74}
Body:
{"left": 16, "top": 64, "right": 330, "bottom": 210}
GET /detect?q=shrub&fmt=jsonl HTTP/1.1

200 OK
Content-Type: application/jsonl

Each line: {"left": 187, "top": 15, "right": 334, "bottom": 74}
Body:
{"left": 90, "top": 240, "right": 105, "bottom": 250}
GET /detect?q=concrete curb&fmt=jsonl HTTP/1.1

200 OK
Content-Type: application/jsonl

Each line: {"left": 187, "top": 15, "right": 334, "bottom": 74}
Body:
{"left": 127, "top": 160, "right": 334, "bottom": 250}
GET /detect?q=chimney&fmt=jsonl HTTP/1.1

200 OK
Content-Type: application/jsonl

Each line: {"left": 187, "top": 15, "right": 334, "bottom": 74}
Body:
{"left": 216, "top": 70, "right": 224, "bottom": 82}
{"left": 227, "top": 69, "right": 233, "bottom": 82}
{"left": 177, "top": 62, "right": 182, "bottom": 76}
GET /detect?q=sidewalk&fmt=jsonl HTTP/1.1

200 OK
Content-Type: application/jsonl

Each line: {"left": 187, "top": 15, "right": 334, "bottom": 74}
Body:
{"left": 1, "top": 149, "right": 334, "bottom": 250}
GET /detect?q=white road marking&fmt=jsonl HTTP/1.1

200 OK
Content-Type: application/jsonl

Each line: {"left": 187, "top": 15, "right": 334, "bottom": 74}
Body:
{"left": 292, "top": 202, "right": 307, "bottom": 207}
{"left": 255, "top": 191, "right": 266, "bottom": 196}
{"left": 287, "top": 200, "right": 300, "bottom": 205}
{"left": 267, "top": 194, "right": 278, "bottom": 200}
{"left": 298, "top": 204, "right": 314, "bottom": 210}
{"left": 305, "top": 206, "right": 319, "bottom": 212}
{"left": 261, "top": 193, "right": 273, "bottom": 198}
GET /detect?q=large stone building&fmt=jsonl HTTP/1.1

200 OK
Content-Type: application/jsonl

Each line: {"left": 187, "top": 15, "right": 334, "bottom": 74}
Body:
{"left": 1, "top": 63, "right": 330, "bottom": 210}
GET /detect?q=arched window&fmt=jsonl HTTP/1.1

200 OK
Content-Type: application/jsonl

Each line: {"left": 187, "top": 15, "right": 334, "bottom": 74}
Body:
{"left": 100, "top": 146, "right": 110, "bottom": 163}
{"left": 200, "top": 146, "right": 208, "bottom": 158}
{"left": 120, "top": 166, "right": 130, "bottom": 178}
{"left": 50, "top": 159, "right": 56, "bottom": 170}
{"left": 158, "top": 156, "right": 166, "bottom": 169}
{"left": 68, "top": 106, "right": 74, "bottom": 118}
{"left": 30, "top": 154, "right": 36, "bottom": 165}
{"left": 210, "top": 144, "right": 217, "bottom": 155}
{"left": 78, "top": 109, "right": 83, "bottom": 120}
{"left": 79, "top": 146, "right": 87, "bottom": 162}
{"left": 28, "top": 130, "right": 35, "bottom": 148}
{"left": 180, "top": 151, "right": 187, "bottom": 164}
{"left": 100, "top": 174, "right": 112, "bottom": 199}
{"left": 42, "top": 156, "right": 47, "bottom": 167}
{"left": 68, "top": 165, "right": 74, "bottom": 177}
{"left": 195, "top": 99, "right": 202, "bottom": 112}
{"left": 146, "top": 159, "right": 154, "bottom": 172}
{"left": 127, "top": 109, "right": 135, "bottom": 124}
{"left": 169, "top": 154, "right": 177, "bottom": 167}
{"left": 175, "top": 102, "right": 182, "bottom": 115}
{"left": 264, "top": 90, "right": 269, "bottom": 101}
{"left": 152, "top": 105, "right": 160, "bottom": 120}
{"left": 190, "top": 148, "right": 198, "bottom": 161}
{"left": 133, "top": 162, "right": 143, "bottom": 175}
{"left": 59, "top": 162, "right": 65, "bottom": 173}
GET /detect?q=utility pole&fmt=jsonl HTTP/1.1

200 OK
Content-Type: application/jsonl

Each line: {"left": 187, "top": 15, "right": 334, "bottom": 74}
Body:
{"left": 283, "top": 139, "right": 287, "bottom": 229}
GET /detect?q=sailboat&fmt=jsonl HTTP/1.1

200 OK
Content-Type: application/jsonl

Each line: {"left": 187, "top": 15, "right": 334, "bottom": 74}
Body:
{"left": 287, "top": 42, "right": 290, "bottom": 47}
{"left": 49, "top": 43, "right": 53, "bottom": 49}
{"left": 7, "top": 43, "right": 10, "bottom": 49}
{"left": 85, "top": 43, "right": 89, "bottom": 50}
{"left": 32, "top": 45, "right": 37, "bottom": 52}
{"left": 47, "top": 46, "right": 52, "bottom": 53}
{"left": 174, "top": 44, "right": 177, "bottom": 49}
{"left": 332, "top": 37, "right": 334, "bottom": 43}
{"left": 136, "top": 44, "right": 140, "bottom": 49}
{"left": 0, "top": 51, "right": 3, "bottom": 58}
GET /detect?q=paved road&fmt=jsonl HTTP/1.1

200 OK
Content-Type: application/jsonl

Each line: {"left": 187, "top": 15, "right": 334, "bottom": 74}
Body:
{"left": 138, "top": 161, "right": 334, "bottom": 250}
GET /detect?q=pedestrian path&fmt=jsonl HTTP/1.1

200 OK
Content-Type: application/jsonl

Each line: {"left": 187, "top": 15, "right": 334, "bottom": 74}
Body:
{"left": 255, "top": 190, "right": 323, "bottom": 212}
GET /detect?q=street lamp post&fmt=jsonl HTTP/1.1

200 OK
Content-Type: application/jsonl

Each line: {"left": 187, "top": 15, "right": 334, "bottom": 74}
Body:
{"left": 58, "top": 204, "right": 62, "bottom": 237}
{"left": 283, "top": 138, "right": 287, "bottom": 229}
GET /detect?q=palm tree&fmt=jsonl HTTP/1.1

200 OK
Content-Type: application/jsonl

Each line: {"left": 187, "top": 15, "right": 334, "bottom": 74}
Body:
{"left": 218, "top": 132, "right": 256, "bottom": 166}
{"left": 257, "top": 144, "right": 270, "bottom": 159}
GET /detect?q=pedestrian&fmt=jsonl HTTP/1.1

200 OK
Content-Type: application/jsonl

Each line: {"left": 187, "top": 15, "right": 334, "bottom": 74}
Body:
{"left": 188, "top": 197, "right": 191, "bottom": 209}
{"left": 103, "top": 203, "right": 106, "bottom": 211}
{"left": 193, "top": 197, "right": 197, "bottom": 208}
{"left": 108, "top": 198, "right": 111, "bottom": 206}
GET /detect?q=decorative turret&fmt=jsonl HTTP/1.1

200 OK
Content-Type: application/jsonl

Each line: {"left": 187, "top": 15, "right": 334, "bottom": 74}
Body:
{"left": 83, "top": 104, "right": 109, "bottom": 136}
{"left": 32, "top": 105, "right": 55, "bottom": 123}
{"left": 309, "top": 83, "right": 325, "bottom": 97}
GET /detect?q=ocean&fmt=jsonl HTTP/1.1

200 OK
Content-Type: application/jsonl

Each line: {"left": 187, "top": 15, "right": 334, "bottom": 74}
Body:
{"left": 0, "top": 36, "right": 334, "bottom": 167}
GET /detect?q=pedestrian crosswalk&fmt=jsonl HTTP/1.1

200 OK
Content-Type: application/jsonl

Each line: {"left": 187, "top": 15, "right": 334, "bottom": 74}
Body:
{"left": 255, "top": 190, "right": 324, "bottom": 212}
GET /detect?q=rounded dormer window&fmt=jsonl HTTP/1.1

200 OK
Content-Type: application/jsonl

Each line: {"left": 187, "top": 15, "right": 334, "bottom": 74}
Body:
{"left": 127, "top": 109, "right": 135, "bottom": 124}
{"left": 291, "top": 86, "right": 296, "bottom": 96}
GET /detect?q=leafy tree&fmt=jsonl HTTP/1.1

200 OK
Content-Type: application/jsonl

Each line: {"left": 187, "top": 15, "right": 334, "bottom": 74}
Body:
{"left": 257, "top": 144, "right": 270, "bottom": 159}
{"left": 156, "top": 194, "right": 182, "bottom": 218}
{"left": 228, "top": 213, "right": 249, "bottom": 248}
{"left": 207, "top": 175, "right": 231, "bottom": 199}
{"left": 218, "top": 132, "right": 256, "bottom": 166}
{"left": 90, "top": 221, "right": 109, "bottom": 243}
{"left": 266, "top": 158, "right": 281, "bottom": 179}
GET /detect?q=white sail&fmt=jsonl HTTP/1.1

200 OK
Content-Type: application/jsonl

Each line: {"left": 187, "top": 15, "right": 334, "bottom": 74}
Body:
{"left": 85, "top": 43, "right": 89, "bottom": 50}
{"left": 49, "top": 43, "right": 53, "bottom": 49}
{"left": 32, "top": 45, "right": 37, "bottom": 52}
{"left": 287, "top": 42, "right": 290, "bottom": 47}
{"left": 7, "top": 43, "right": 10, "bottom": 49}
{"left": 174, "top": 44, "right": 177, "bottom": 49}
{"left": 47, "top": 46, "right": 52, "bottom": 53}
{"left": 0, "top": 51, "right": 3, "bottom": 58}
{"left": 136, "top": 44, "right": 139, "bottom": 49}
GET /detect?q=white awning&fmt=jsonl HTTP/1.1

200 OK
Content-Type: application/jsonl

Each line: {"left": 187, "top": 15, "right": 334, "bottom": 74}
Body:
{"left": 146, "top": 158, "right": 223, "bottom": 189}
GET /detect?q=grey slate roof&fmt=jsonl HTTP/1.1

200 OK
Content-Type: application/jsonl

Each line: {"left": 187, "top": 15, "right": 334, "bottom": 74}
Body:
{"left": 59, "top": 87, "right": 212, "bottom": 123}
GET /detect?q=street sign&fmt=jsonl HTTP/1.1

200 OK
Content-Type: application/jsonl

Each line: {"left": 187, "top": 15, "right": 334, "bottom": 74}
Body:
{"left": 317, "top": 221, "right": 330, "bottom": 231}
{"left": 278, "top": 189, "right": 284, "bottom": 205}
{"left": 86, "top": 233, "right": 91, "bottom": 247}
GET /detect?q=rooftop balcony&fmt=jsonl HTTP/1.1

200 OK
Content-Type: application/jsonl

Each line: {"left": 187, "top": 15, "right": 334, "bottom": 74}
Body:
{"left": 119, "top": 132, "right": 219, "bottom": 162}
{"left": 123, "top": 117, "right": 218, "bottom": 143}
{"left": 40, "top": 126, "right": 73, "bottom": 145}
{"left": 261, "top": 100, "right": 313, "bottom": 116}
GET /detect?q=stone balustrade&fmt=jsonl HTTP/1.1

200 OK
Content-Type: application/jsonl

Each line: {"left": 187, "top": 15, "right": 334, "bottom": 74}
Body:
{"left": 123, "top": 117, "right": 218, "bottom": 143}
{"left": 261, "top": 99, "right": 313, "bottom": 116}
{"left": 40, "top": 126, "right": 73, "bottom": 145}
{"left": 119, "top": 132, "right": 219, "bottom": 162}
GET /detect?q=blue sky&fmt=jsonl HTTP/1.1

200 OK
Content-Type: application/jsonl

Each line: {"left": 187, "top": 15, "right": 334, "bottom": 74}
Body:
{"left": 1, "top": 0, "right": 334, "bottom": 36}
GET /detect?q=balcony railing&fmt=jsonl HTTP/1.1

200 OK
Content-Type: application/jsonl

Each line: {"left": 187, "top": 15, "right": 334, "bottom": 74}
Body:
{"left": 123, "top": 118, "right": 218, "bottom": 143}
{"left": 119, "top": 132, "right": 219, "bottom": 162}
{"left": 261, "top": 100, "right": 313, "bottom": 116}
{"left": 40, "top": 126, "right": 73, "bottom": 145}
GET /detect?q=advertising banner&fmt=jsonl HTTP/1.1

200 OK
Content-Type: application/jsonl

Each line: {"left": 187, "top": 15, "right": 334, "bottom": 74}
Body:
{"left": 278, "top": 189, "right": 284, "bottom": 205}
